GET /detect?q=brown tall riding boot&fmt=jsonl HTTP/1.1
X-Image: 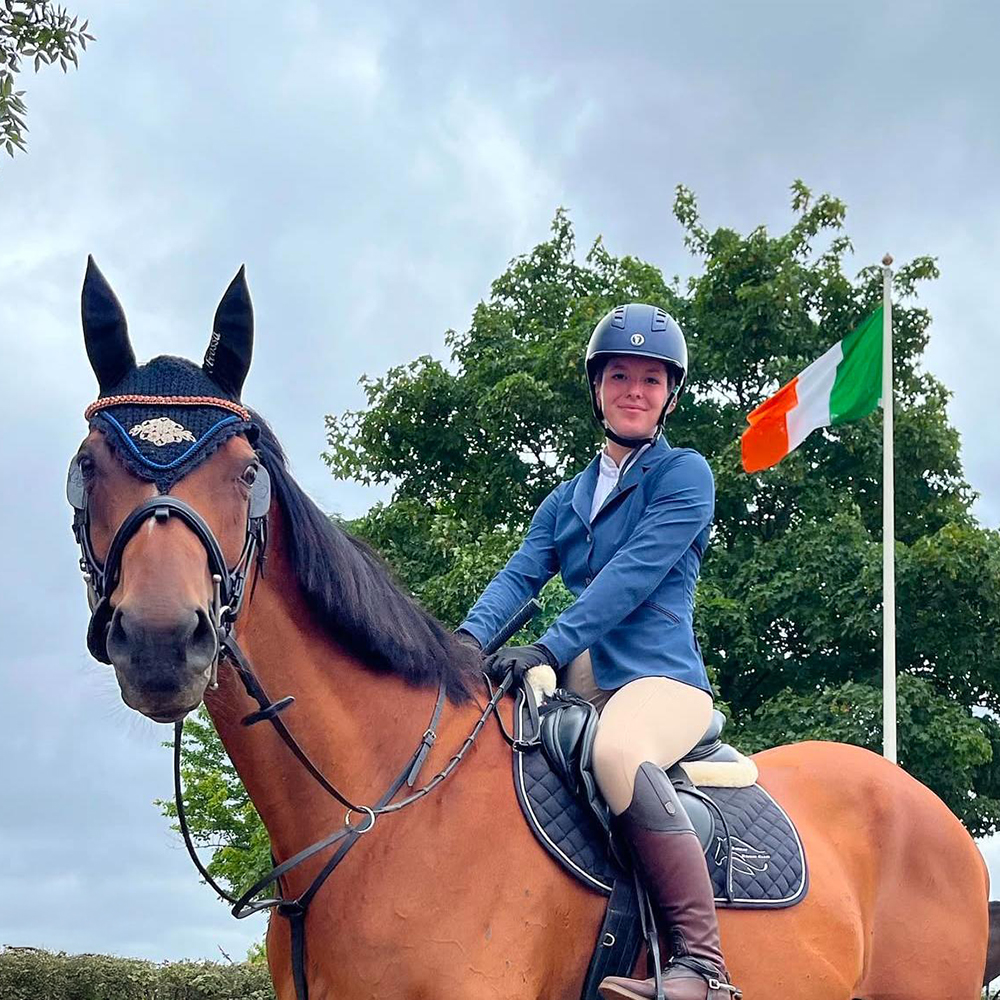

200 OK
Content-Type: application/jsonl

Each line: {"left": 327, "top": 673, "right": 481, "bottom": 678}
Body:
{"left": 598, "top": 763, "right": 741, "bottom": 1000}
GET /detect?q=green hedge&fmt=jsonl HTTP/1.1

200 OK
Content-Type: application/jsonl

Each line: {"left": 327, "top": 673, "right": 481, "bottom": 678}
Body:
{"left": 0, "top": 948, "right": 274, "bottom": 1000}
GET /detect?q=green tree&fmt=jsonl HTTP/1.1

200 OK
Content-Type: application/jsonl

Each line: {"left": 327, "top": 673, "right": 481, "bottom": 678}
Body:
{"left": 165, "top": 185, "right": 1000, "bottom": 896}
{"left": 325, "top": 187, "right": 999, "bottom": 833}
{"left": 0, "top": 1, "right": 92, "bottom": 160}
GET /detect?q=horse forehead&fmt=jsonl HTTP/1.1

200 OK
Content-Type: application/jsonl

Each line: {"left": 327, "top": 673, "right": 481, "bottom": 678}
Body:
{"left": 82, "top": 354, "right": 255, "bottom": 491}
{"left": 86, "top": 429, "right": 250, "bottom": 504}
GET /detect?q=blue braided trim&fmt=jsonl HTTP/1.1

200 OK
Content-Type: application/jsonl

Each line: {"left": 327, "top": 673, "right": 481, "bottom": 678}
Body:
{"left": 98, "top": 412, "right": 245, "bottom": 471}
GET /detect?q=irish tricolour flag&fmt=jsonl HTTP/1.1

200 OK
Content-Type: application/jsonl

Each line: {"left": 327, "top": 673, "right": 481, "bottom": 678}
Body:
{"left": 741, "top": 307, "right": 883, "bottom": 473}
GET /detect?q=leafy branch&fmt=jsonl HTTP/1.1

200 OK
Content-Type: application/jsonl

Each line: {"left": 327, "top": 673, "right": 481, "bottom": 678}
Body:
{"left": 0, "top": 1, "right": 93, "bottom": 159}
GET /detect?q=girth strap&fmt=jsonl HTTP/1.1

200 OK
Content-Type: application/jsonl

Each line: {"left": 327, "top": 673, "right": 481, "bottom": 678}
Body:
{"left": 581, "top": 877, "right": 644, "bottom": 999}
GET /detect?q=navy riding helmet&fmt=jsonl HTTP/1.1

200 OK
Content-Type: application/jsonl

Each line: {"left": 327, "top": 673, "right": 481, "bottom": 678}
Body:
{"left": 585, "top": 304, "right": 688, "bottom": 437}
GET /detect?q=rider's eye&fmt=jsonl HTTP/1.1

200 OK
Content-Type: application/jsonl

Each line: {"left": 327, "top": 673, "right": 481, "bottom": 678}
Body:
{"left": 239, "top": 464, "right": 259, "bottom": 487}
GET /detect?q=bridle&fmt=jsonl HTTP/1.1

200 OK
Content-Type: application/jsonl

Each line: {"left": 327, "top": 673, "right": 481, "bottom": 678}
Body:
{"left": 68, "top": 423, "right": 535, "bottom": 1000}
{"left": 67, "top": 448, "right": 270, "bottom": 670}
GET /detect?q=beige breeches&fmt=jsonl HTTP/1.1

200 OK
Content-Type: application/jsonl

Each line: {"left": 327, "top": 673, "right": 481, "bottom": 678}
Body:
{"left": 563, "top": 650, "right": 714, "bottom": 816}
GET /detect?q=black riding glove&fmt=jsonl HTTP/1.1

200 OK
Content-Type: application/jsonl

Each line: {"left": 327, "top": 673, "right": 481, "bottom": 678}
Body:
{"left": 483, "top": 643, "right": 558, "bottom": 684}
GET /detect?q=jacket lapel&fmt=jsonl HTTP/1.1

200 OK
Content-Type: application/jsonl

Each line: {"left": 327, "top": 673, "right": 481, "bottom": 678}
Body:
{"left": 572, "top": 456, "right": 600, "bottom": 527}
{"left": 592, "top": 438, "right": 671, "bottom": 523}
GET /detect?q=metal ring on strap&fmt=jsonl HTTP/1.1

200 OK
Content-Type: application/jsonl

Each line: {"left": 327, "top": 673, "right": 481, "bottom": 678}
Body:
{"left": 344, "top": 806, "right": 376, "bottom": 834}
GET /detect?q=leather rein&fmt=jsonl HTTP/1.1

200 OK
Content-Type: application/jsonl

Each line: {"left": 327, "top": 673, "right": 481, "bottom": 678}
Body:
{"left": 71, "top": 467, "right": 534, "bottom": 1000}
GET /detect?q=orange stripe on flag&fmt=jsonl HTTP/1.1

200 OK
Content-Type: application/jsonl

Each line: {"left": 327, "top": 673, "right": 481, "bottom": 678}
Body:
{"left": 741, "top": 377, "right": 799, "bottom": 473}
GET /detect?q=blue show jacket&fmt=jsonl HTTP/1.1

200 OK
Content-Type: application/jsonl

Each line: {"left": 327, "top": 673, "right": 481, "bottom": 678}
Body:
{"left": 460, "top": 437, "right": 714, "bottom": 693}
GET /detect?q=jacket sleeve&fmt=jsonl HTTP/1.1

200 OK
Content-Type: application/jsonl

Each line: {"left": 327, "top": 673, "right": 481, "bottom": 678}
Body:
{"left": 458, "top": 484, "right": 564, "bottom": 649}
{"left": 538, "top": 452, "right": 714, "bottom": 666}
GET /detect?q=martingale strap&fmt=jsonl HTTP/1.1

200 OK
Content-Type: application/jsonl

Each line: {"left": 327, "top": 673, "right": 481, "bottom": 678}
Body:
{"left": 173, "top": 599, "right": 540, "bottom": 1000}
{"left": 174, "top": 671, "right": 448, "bottom": 1000}
{"left": 174, "top": 661, "right": 519, "bottom": 1000}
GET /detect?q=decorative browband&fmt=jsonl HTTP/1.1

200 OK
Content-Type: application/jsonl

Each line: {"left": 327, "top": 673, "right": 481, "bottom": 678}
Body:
{"left": 85, "top": 395, "right": 251, "bottom": 422}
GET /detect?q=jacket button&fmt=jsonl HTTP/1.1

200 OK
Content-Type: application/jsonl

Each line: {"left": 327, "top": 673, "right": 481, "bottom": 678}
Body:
{"left": 586, "top": 533, "right": 593, "bottom": 544}
{"left": 585, "top": 576, "right": 593, "bottom": 586}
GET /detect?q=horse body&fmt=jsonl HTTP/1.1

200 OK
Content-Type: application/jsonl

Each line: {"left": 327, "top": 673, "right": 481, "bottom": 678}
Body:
{"left": 743, "top": 741, "right": 989, "bottom": 1000}
{"left": 206, "top": 511, "right": 604, "bottom": 999}
{"left": 205, "top": 508, "right": 988, "bottom": 1000}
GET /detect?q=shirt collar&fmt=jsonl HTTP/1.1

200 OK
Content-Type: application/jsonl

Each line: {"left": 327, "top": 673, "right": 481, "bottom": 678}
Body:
{"left": 598, "top": 449, "right": 621, "bottom": 478}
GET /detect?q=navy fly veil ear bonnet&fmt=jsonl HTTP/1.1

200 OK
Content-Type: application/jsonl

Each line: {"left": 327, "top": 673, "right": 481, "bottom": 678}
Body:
{"left": 71, "top": 257, "right": 269, "bottom": 664}
{"left": 80, "top": 256, "right": 257, "bottom": 491}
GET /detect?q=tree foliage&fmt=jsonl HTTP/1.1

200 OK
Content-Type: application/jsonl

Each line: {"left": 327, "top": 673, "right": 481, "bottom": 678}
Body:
{"left": 325, "top": 186, "right": 999, "bottom": 834}
{"left": 0, "top": 1, "right": 92, "bottom": 160}
{"left": 167, "top": 184, "right": 1000, "bottom": 905}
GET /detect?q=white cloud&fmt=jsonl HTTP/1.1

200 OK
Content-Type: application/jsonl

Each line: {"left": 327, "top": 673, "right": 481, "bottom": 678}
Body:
{"left": 432, "top": 88, "right": 562, "bottom": 248}
{"left": 276, "top": 2, "right": 386, "bottom": 107}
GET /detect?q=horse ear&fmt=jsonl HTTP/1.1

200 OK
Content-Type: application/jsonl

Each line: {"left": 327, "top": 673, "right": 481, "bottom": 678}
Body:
{"left": 82, "top": 256, "right": 136, "bottom": 392}
{"left": 204, "top": 265, "right": 253, "bottom": 399}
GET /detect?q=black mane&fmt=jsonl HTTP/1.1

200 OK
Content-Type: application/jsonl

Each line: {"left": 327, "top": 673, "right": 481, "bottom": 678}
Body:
{"left": 251, "top": 411, "right": 480, "bottom": 702}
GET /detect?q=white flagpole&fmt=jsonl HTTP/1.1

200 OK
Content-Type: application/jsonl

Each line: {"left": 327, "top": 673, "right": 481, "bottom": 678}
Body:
{"left": 882, "top": 254, "right": 897, "bottom": 764}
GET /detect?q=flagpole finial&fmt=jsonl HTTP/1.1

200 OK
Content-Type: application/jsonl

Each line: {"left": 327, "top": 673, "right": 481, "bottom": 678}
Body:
{"left": 882, "top": 253, "right": 893, "bottom": 267}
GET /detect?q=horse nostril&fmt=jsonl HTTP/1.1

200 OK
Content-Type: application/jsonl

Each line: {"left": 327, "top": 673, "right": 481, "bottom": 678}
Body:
{"left": 107, "top": 606, "right": 129, "bottom": 661}
{"left": 189, "top": 608, "right": 219, "bottom": 670}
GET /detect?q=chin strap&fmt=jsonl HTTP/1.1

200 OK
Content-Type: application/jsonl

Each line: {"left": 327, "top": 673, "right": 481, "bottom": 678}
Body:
{"left": 599, "top": 380, "right": 680, "bottom": 447}
{"left": 603, "top": 425, "right": 661, "bottom": 449}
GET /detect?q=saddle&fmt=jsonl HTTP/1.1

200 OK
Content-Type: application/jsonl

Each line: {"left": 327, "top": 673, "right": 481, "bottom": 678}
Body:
{"left": 537, "top": 691, "right": 728, "bottom": 856}
{"left": 512, "top": 685, "right": 808, "bottom": 999}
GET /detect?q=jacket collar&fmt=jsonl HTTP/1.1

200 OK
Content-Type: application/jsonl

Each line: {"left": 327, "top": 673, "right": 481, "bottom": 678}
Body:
{"left": 571, "top": 436, "right": 671, "bottom": 526}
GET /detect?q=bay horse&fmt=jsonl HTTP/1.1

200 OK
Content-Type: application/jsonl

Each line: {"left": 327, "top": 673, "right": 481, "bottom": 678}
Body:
{"left": 68, "top": 260, "right": 991, "bottom": 1000}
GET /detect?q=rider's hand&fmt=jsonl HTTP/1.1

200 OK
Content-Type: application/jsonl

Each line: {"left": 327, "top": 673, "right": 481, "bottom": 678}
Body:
{"left": 483, "top": 643, "right": 558, "bottom": 683}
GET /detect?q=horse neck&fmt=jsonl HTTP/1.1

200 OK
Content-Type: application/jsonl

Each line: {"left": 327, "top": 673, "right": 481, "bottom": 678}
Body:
{"left": 203, "top": 514, "right": 444, "bottom": 862}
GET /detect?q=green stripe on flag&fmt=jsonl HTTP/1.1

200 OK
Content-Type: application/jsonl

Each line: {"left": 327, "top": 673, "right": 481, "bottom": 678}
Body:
{"left": 830, "top": 306, "right": 883, "bottom": 424}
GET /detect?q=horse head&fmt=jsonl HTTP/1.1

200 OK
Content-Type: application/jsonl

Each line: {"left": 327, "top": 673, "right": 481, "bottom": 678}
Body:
{"left": 68, "top": 257, "right": 268, "bottom": 723}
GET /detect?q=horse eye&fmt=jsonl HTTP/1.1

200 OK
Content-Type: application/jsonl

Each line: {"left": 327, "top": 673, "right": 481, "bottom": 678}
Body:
{"left": 78, "top": 454, "right": 96, "bottom": 479}
{"left": 239, "top": 464, "right": 259, "bottom": 487}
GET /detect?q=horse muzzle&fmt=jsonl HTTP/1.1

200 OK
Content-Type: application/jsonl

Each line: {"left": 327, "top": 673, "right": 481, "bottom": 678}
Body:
{"left": 105, "top": 604, "right": 219, "bottom": 722}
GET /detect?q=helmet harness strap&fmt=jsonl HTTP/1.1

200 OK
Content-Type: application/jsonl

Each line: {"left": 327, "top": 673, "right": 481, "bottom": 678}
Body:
{"left": 603, "top": 424, "right": 660, "bottom": 449}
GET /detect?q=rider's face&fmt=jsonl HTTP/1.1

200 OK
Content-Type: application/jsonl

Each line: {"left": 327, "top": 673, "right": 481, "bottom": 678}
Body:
{"left": 597, "top": 356, "right": 673, "bottom": 439}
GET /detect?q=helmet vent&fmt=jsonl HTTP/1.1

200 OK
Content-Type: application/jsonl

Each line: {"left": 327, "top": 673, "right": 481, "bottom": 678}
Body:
{"left": 611, "top": 306, "right": 627, "bottom": 329}
{"left": 651, "top": 308, "right": 668, "bottom": 332}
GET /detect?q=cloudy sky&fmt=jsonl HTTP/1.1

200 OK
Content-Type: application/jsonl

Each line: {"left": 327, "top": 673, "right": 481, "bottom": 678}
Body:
{"left": 2, "top": 0, "right": 999, "bottom": 964}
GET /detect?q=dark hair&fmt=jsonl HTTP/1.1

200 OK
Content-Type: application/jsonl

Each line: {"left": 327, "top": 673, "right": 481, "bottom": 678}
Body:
{"left": 251, "top": 411, "right": 479, "bottom": 701}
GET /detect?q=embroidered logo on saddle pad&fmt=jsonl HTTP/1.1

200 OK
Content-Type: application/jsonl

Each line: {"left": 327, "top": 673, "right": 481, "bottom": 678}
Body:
{"left": 716, "top": 836, "right": 771, "bottom": 878}
{"left": 129, "top": 417, "right": 197, "bottom": 447}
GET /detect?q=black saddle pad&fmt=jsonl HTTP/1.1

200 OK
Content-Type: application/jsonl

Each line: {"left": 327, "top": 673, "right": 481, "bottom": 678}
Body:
{"left": 512, "top": 692, "right": 808, "bottom": 909}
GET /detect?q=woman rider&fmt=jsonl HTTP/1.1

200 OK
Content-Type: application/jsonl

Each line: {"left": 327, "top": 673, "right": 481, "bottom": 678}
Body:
{"left": 458, "top": 304, "right": 739, "bottom": 1000}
